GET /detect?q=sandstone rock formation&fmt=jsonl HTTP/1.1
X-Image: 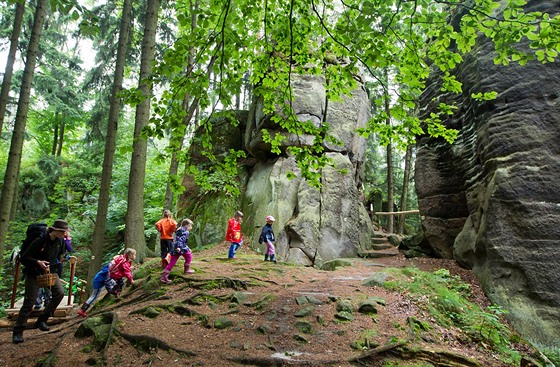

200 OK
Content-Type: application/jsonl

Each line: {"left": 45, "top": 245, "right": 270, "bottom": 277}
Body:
{"left": 415, "top": 2, "right": 560, "bottom": 349}
{"left": 244, "top": 75, "right": 373, "bottom": 266}
{"left": 179, "top": 75, "right": 374, "bottom": 267}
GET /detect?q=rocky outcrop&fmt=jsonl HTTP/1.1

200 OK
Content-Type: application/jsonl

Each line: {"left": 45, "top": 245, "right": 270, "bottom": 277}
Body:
{"left": 179, "top": 75, "right": 374, "bottom": 266}
{"left": 244, "top": 75, "right": 374, "bottom": 266}
{"left": 415, "top": 2, "right": 560, "bottom": 349}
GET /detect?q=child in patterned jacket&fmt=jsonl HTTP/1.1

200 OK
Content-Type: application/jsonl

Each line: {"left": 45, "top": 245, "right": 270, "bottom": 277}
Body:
{"left": 160, "top": 218, "right": 194, "bottom": 284}
{"left": 259, "top": 215, "right": 276, "bottom": 263}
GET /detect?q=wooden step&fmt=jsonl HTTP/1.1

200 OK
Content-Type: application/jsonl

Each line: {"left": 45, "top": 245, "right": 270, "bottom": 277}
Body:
{"left": 6, "top": 295, "right": 77, "bottom": 319}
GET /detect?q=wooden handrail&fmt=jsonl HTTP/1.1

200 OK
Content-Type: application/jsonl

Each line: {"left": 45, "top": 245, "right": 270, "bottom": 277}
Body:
{"left": 374, "top": 210, "right": 420, "bottom": 216}
{"left": 67, "top": 256, "right": 77, "bottom": 305}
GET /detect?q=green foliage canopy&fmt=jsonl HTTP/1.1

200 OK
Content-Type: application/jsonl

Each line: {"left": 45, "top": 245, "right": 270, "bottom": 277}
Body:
{"left": 146, "top": 0, "right": 560, "bottom": 188}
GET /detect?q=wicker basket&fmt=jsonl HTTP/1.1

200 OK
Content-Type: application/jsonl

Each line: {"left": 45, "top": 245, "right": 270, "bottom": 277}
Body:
{"left": 36, "top": 269, "right": 57, "bottom": 288}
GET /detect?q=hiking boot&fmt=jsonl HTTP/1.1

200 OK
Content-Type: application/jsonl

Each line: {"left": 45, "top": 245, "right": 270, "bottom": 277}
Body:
{"left": 77, "top": 309, "right": 88, "bottom": 318}
{"left": 12, "top": 332, "right": 24, "bottom": 344}
{"left": 33, "top": 321, "right": 49, "bottom": 332}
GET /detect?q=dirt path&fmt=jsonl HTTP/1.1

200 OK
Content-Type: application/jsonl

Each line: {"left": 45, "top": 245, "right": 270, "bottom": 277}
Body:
{"left": 0, "top": 244, "right": 524, "bottom": 367}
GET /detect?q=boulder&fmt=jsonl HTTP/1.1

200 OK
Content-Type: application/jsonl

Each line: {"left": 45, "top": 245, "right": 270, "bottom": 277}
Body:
{"left": 243, "top": 75, "right": 374, "bottom": 266}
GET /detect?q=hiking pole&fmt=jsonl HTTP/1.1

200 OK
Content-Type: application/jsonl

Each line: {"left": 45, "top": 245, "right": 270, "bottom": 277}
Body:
{"left": 67, "top": 256, "right": 77, "bottom": 306}
{"left": 11, "top": 259, "right": 21, "bottom": 309}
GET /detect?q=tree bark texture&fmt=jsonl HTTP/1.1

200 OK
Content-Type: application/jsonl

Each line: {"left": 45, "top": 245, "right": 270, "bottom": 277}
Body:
{"left": 0, "top": 0, "right": 26, "bottom": 137}
{"left": 397, "top": 144, "right": 413, "bottom": 234}
{"left": 87, "top": 0, "right": 133, "bottom": 292}
{"left": 383, "top": 69, "right": 394, "bottom": 233}
{"left": 125, "top": 0, "right": 161, "bottom": 262}
{"left": 0, "top": 0, "right": 48, "bottom": 269}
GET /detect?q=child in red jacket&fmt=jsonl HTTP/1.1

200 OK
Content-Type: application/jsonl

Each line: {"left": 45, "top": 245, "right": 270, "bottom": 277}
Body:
{"left": 226, "top": 211, "right": 244, "bottom": 259}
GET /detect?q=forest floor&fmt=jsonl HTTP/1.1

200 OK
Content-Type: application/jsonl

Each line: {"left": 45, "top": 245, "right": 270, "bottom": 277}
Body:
{"left": 0, "top": 243, "right": 543, "bottom": 367}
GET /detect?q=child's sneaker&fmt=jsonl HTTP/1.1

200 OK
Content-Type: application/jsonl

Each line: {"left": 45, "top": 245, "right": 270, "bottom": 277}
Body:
{"left": 77, "top": 309, "right": 87, "bottom": 318}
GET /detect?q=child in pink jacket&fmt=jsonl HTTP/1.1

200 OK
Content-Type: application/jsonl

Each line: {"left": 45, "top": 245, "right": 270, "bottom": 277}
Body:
{"left": 77, "top": 248, "right": 135, "bottom": 318}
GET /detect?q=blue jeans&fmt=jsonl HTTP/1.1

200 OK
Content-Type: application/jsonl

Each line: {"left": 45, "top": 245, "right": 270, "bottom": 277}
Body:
{"left": 228, "top": 242, "right": 241, "bottom": 258}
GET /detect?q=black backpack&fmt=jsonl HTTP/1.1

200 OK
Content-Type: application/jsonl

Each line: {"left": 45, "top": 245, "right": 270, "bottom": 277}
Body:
{"left": 18, "top": 223, "right": 48, "bottom": 260}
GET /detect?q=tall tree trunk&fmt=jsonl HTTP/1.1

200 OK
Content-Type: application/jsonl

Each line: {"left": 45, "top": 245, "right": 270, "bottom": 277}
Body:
{"left": 0, "top": 0, "right": 48, "bottom": 269}
{"left": 52, "top": 120, "right": 59, "bottom": 155}
{"left": 163, "top": 152, "right": 179, "bottom": 212}
{"left": 0, "top": 0, "right": 26, "bottom": 137}
{"left": 385, "top": 143, "right": 394, "bottom": 233}
{"left": 56, "top": 118, "right": 65, "bottom": 156}
{"left": 163, "top": 0, "right": 199, "bottom": 212}
{"left": 397, "top": 143, "right": 413, "bottom": 234}
{"left": 383, "top": 70, "right": 394, "bottom": 233}
{"left": 86, "top": 0, "right": 133, "bottom": 292}
{"left": 124, "top": 0, "right": 161, "bottom": 262}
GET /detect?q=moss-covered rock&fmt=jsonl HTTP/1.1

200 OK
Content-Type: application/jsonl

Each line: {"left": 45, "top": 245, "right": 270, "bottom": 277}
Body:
{"left": 320, "top": 259, "right": 353, "bottom": 271}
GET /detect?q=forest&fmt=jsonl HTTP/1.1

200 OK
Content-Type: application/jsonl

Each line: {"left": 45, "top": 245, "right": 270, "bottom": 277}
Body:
{"left": 0, "top": 0, "right": 559, "bottom": 336}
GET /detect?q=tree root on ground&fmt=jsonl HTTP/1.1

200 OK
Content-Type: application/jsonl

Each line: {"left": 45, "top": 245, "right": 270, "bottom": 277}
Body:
{"left": 102, "top": 310, "right": 196, "bottom": 356}
{"left": 347, "top": 316, "right": 482, "bottom": 367}
{"left": 386, "top": 347, "right": 483, "bottom": 367}
{"left": 175, "top": 276, "right": 249, "bottom": 290}
{"left": 101, "top": 311, "right": 119, "bottom": 363}
{"left": 226, "top": 356, "right": 339, "bottom": 366}
{"left": 248, "top": 276, "right": 281, "bottom": 285}
{"left": 35, "top": 331, "right": 70, "bottom": 367}
{"left": 228, "top": 343, "right": 483, "bottom": 367}
{"left": 118, "top": 331, "right": 196, "bottom": 356}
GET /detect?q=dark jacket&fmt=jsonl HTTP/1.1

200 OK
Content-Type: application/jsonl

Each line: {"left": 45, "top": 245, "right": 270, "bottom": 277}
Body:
{"left": 172, "top": 227, "right": 191, "bottom": 254}
{"left": 259, "top": 224, "right": 275, "bottom": 244}
{"left": 20, "top": 233, "right": 64, "bottom": 277}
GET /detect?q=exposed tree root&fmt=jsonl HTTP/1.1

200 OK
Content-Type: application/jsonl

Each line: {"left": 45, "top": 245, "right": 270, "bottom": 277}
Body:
{"left": 175, "top": 276, "right": 249, "bottom": 290}
{"left": 388, "top": 347, "right": 483, "bottom": 367}
{"left": 35, "top": 331, "right": 70, "bottom": 367}
{"left": 227, "top": 356, "right": 342, "bottom": 366}
{"left": 82, "top": 311, "right": 196, "bottom": 361}
{"left": 248, "top": 276, "right": 281, "bottom": 285}
{"left": 346, "top": 315, "right": 482, "bottom": 367}
{"left": 347, "top": 340, "right": 407, "bottom": 363}
{"left": 118, "top": 331, "right": 196, "bottom": 356}
{"left": 101, "top": 312, "right": 119, "bottom": 363}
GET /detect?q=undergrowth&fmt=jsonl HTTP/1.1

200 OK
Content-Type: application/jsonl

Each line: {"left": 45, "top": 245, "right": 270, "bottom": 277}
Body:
{"left": 383, "top": 267, "right": 522, "bottom": 365}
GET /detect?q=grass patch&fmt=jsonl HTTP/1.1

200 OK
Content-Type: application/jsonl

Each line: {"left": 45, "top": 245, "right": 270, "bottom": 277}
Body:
{"left": 351, "top": 328, "right": 379, "bottom": 350}
{"left": 383, "top": 267, "right": 523, "bottom": 365}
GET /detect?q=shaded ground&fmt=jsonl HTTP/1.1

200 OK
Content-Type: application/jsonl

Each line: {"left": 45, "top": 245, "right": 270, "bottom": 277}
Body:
{"left": 0, "top": 244, "right": 539, "bottom": 367}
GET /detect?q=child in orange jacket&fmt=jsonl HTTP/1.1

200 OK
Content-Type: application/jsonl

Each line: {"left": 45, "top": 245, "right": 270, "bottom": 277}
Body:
{"left": 155, "top": 210, "right": 177, "bottom": 268}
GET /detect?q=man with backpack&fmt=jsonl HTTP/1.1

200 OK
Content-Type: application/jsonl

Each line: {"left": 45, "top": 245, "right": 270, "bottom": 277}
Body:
{"left": 12, "top": 219, "right": 69, "bottom": 344}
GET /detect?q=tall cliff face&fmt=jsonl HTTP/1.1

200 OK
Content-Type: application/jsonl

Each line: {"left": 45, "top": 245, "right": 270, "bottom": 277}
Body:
{"left": 179, "top": 75, "right": 373, "bottom": 267}
{"left": 244, "top": 75, "right": 374, "bottom": 266}
{"left": 416, "top": 2, "right": 560, "bottom": 348}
